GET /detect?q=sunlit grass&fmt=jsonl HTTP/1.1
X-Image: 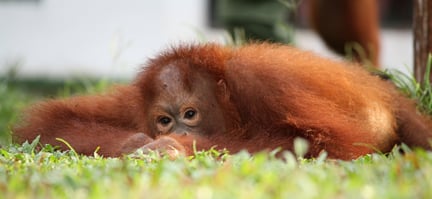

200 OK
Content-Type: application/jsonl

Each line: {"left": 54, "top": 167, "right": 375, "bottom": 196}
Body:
{"left": 1, "top": 138, "right": 432, "bottom": 199}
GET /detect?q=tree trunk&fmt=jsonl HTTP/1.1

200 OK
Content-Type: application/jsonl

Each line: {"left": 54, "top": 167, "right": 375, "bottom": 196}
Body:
{"left": 414, "top": 0, "right": 432, "bottom": 82}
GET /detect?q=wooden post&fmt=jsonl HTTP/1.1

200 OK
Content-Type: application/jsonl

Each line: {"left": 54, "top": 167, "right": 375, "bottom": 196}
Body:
{"left": 414, "top": 0, "right": 432, "bottom": 82}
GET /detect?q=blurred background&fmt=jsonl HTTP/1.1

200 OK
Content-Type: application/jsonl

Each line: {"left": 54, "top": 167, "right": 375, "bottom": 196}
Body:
{"left": 0, "top": 0, "right": 413, "bottom": 80}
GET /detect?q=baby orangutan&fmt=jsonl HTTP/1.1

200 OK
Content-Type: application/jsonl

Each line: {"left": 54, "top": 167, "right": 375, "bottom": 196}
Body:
{"left": 13, "top": 43, "right": 432, "bottom": 160}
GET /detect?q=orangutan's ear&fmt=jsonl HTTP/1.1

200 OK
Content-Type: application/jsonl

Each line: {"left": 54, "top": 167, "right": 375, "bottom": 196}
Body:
{"left": 217, "top": 79, "right": 230, "bottom": 101}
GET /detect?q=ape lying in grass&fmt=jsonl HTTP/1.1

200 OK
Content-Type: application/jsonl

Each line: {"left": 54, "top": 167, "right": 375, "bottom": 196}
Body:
{"left": 13, "top": 43, "right": 432, "bottom": 160}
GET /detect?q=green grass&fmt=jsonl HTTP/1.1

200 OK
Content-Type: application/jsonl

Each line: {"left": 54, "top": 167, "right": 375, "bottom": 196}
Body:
{"left": 1, "top": 139, "right": 432, "bottom": 199}
{"left": 386, "top": 55, "right": 432, "bottom": 114}
{"left": 1, "top": 64, "right": 432, "bottom": 199}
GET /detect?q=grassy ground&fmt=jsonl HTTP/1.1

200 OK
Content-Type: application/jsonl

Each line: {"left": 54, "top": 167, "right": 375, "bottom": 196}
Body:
{"left": 1, "top": 67, "right": 432, "bottom": 198}
{"left": 1, "top": 142, "right": 432, "bottom": 199}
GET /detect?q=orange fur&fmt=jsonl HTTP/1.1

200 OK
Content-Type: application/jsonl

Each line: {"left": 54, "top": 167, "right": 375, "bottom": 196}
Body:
{"left": 14, "top": 86, "right": 152, "bottom": 156}
{"left": 308, "top": 0, "right": 380, "bottom": 66}
{"left": 14, "top": 43, "right": 432, "bottom": 159}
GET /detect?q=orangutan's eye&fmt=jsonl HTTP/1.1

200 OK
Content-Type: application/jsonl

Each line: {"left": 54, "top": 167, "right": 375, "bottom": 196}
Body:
{"left": 184, "top": 109, "right": 196, "bottom": 119}
{"left": 158, "top": 116, "right": 172, "bottom": 126}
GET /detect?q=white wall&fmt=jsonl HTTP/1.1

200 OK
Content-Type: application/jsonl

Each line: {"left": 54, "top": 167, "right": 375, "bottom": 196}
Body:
{"left": 0, "top": 0, "right": 224, "bottom": 79}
